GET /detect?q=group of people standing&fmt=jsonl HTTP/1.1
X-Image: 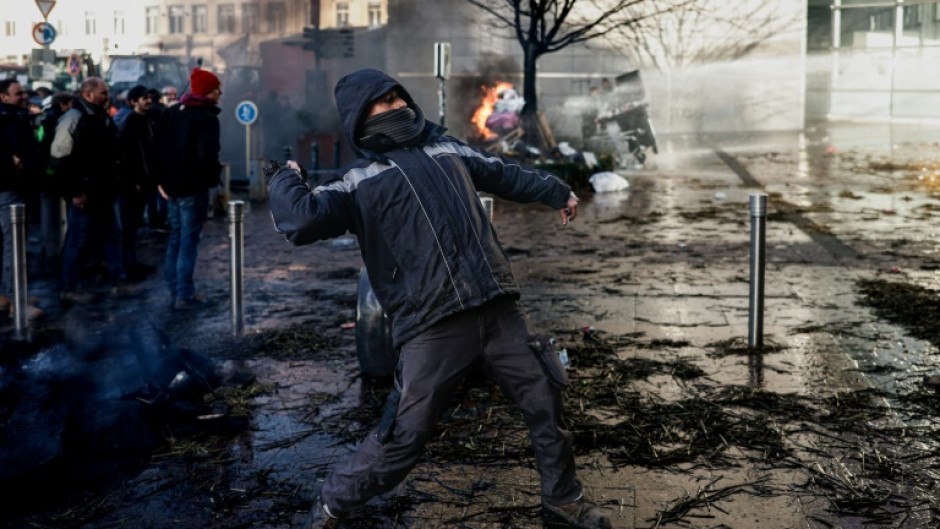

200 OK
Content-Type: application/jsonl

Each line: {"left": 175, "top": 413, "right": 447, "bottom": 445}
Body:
{"left": 0, "top": 66, "right": 224, "bottom": 316}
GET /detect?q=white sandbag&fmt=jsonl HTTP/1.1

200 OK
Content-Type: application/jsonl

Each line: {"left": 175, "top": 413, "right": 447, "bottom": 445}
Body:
{"left": 589, "top": 171, "right": 630, "bottom": 193}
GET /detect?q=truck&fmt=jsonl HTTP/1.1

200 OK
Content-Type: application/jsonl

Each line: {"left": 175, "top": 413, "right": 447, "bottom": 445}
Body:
{"left": 105, "top": 55, "right": 188, "bottom": 94}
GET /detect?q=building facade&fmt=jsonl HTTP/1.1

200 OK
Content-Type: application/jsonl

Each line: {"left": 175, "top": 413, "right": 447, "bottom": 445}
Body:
{"left": 807, "top": 0, "right": 940, "bottom": 122}
{"left": 0, "top": 1, "right": 387, "bottom": 73}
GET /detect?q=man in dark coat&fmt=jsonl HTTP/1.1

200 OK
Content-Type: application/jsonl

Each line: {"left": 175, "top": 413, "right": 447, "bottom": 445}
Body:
{"left": 268, "top": 69, "right": 609, "bottom": 529}
{"left": 117, "top": 85, "right": 157, "bottom": 278}
{"left": 155, "top": 68, "right": 223, "bottom": 309}
{"left": 0, "top": 79, "right": 40, "bottom": 312}
{"left": 51, "top": 77, "right": 124, "bottom": 300}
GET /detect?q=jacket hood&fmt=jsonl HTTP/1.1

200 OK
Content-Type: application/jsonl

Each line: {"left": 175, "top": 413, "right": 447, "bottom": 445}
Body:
{"left": 180, "top": 93, "right": 221, "bottom": 112}
{"left": 334, "top": 68, "right": 444, "bottom": 161}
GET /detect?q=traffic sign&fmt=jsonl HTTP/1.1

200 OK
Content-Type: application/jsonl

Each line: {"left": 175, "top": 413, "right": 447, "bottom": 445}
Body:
{"left": 67, "top": 54, "right": 82, "bottom": 76}
{"left": 32, "top": 22, "right": 56, "bottom": 46}
{"left": 235, "top": 101, "right": 258, "bottom": 126}
{"left": 35, "top": 0, "right": 56, "bottom": 20}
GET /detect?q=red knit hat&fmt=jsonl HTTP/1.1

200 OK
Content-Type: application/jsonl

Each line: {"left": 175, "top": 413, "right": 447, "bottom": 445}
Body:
{"left": 190, "top": 68, "right": 221, "bottom": 97}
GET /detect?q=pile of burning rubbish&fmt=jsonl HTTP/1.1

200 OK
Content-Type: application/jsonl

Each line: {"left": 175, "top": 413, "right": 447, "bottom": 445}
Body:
{"left": 467, "top": 70, "right": 658, "bottom": 173}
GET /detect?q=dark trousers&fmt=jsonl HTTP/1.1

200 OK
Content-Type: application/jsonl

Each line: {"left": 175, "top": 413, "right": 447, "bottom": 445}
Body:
{"left": 321, "top": 297, "right": 582, "bottom": 515}
{"left": 61, "top": 198, "right": 123, "bottom": 292}
{"left": 119, "top": 189, "right": 146, "bottom": 268}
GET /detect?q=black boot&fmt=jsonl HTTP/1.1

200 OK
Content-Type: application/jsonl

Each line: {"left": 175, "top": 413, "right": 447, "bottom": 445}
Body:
{"left": 303, "top": 498, "right": 342, "bottom": 529}
{"left": 542, "top": 496, "right": 611, "bottom": 529}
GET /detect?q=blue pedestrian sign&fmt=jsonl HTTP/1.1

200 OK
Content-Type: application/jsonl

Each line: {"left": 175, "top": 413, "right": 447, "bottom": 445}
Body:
{"left": 32, "top": 22, "right": 56, "bottom": 46}
{"left": 235, "top": 101, "right": 259, "bottom": 126}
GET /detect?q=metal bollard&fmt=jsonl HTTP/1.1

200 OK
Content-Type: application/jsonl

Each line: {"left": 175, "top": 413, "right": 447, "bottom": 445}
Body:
{"left": 284, "top": 145, "right": 293, "bottom": 162}
{"left": 479, "top": 196, "right": 494, "bottom": 221}
{"left": 333, "top": 140, "right": 341, "bottom": 170}
{"left": 228, "top": 201, "right": 245, "bottom": 336}
{"left": 310, "top": 141, "right": 320, "bottom": 172}
{"left": 222, "top": 164, "right": 231, "bottom": 198}
{"left": 748, "top": 193, "right": 767, "bottom": 350}
{"left": 10, "top": 204, "right": 28, "bottom": 339}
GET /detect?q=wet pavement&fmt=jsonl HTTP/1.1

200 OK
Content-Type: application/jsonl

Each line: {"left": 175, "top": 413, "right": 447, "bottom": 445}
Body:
{"left": 3, "top": 121, "right": 940, "bottom": 528}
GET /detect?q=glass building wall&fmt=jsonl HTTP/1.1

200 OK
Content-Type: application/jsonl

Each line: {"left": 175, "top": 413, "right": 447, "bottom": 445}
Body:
{"left": 809, "top": 1, "right": 940, "bottom": 121}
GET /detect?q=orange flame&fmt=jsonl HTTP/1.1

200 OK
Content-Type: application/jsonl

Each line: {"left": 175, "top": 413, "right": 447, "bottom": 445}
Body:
{"left": 471, "top": 81, "right": 515, "bottom": 139}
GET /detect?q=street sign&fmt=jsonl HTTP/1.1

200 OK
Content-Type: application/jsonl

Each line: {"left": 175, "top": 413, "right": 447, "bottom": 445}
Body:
{"left": 235, "top": 101, "right": 259, "bottom": 126}
{"left": 32, "top": 22, "right": 56, "bottom": 46}
{"left": 35, "top": 0, "right": 56, "bottom": 20}
{"left": 67, "top": 54, "right": 82, "bottom": 77}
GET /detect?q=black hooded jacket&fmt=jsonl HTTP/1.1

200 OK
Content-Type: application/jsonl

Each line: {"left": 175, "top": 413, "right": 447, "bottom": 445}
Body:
{"left": 268, "top": 69, "right": 571, "bottom": 347}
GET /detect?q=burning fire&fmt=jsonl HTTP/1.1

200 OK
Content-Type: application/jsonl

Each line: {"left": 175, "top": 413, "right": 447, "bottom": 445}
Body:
{"left": 471, "top": 81, "right": 515, "bottom": 139}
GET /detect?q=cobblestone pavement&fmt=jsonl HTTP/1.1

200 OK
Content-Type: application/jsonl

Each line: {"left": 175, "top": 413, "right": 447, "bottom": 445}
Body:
{"left": 3, "top": 122, "right": 940, "bottom": 529}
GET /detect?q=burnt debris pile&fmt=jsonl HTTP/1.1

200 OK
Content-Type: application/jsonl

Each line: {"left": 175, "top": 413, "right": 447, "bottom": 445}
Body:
{"left": 0, "top": 324, "right": 253, "bottom": 507}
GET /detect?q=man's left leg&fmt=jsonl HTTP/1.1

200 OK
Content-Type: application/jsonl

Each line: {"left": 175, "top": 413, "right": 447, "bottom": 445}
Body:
{"left": 480, "top": 298, "right": 610, "bottom": 529}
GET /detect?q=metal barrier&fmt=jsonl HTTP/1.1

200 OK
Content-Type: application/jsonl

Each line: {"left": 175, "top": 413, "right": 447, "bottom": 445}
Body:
{"left": 748, "top": 193, "right": 767, "bottom": 350}
{"left": 228, "top": 201, "right": 245, "bottom": 336}
{"left": 479, "top": 196, "right": 494, "bottom": 221}
{"left": 10, "top": 204, "right": 28, "bottom": 340}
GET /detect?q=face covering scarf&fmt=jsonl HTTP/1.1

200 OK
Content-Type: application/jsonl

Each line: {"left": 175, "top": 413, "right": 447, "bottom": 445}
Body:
{"left": 358, "top": 105, "right": 426, "bottom": 152}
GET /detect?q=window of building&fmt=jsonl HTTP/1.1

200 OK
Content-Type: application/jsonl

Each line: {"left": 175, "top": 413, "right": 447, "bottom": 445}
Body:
{"left": 85, "top": 11, "right": 97, "bottom": 35}
{"left": 267, "top": 2, "right": 286, "bottom": 33}
{"left": 336, "top": 2, "right": 349, "bottom": 28}
{"left": 219, "top": 4, "right": 236, "bottom": 33}
{"left": 113, "top": 10, "right": 125, "bottom": 35}
{"left": 193, "top": 5, "right": 208, "bottom": 33}
{"left": 902, "top": 4, "right": 940, "bottom": 45}
{"left": 4, "top": 21, "right": 15, "bottom": 37}
{"left": 168, "top": 6, "right": 185, "bottom": 34}
{"left": 839, "top": 6, "right": 895, "bottom": 48}
{"left": 145, "top": 7, "right": 160, "bottom": 35}
{"left": 368, "top": 2, "right": 382, "bottom": 27}
{"left": 242, "top": 3, "right": 260, "bottom": 33}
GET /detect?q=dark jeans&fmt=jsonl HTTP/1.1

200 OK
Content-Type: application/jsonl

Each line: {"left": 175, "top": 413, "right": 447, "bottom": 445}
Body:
{"left": 320, "top": 298, "right": 582, "bottom": 515}
{"left": 164, "top": 192, "right": 208, "bottom": 301}
{"left": 61, "top": 197, "right": 123, "bottom": 292}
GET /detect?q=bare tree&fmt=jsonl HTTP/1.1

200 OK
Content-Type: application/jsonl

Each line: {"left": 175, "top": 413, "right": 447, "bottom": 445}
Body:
{"left": 466, "top": 0, "right": 691, "bottom": 118}
{"left": 611, "top": 1, "right": 802, "bottom": 71}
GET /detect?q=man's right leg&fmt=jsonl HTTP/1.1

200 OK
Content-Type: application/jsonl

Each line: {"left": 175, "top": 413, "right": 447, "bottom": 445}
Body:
{"left": 320, "top": 309, "right": 483, "bottom": 516}
{"left": 175, "top": 192, "right": 207, "bottom": 300}
{"left": 60, "top": 203, "right": 89, "bottom": 293}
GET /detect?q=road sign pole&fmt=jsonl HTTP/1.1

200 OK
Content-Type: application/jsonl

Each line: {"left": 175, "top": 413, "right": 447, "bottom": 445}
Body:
{"left": 245, "top": 125, "right": 251, "bottom": 186}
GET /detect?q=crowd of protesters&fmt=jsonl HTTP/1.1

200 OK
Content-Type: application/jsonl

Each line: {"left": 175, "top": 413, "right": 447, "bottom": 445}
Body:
{"left": 0, "top": 67, "right": 223, "bottom": 320}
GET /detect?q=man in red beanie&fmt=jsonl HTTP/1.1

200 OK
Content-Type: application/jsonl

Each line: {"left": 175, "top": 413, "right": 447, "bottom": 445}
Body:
{"left": 155, "top": 68, "right": 223, "bottom": 309}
